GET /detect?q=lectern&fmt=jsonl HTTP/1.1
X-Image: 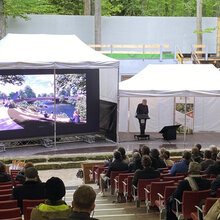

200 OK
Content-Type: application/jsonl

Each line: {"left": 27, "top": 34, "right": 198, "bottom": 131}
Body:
{"left": 159, "top": 125, "right": 181, "bottom": 140}
{"left": 134, "top": 114, "right": 150, "bottom": 140}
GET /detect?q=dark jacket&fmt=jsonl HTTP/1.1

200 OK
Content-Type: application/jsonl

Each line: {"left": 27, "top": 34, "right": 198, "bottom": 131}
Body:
{"left": 172, "top": 177, "right": 211, "bottom": 203}
{"left": 10, "top": 181, "right": 46, "bottom": 209}
{"left": 211, "top": 174, "right": 220, "bottom": 197}
{"left": 204, "top": 161, "right": 220, "bottom": 177}
{"left": 200, "top": 159, "right": 215, "bottom": 171}
{"left": 49, "top": 212, "right": 98, "bottom": 220}
{"left": 128, "top": 159, "right": 143, "bottom": 173}
{"left": 151, "top": 157, "right": 166, "bottom": 170}
{"left": 212, "top": 153, "right": 217, "bottom": 161}
{"left": 132, "top": 167, "right": 160, "bottom": 187}
{"left": 106, "top": 159, "right": 128, "bottom": 178}
{"left": 15, "top": 170, "right": 25, "bottom": 184}
{"left": 0, "top": 172, "right": 11, "bottom": 182}
{"left": 192, "top": 155, "right": 203, "bottom": 163}
{"left": 136, "top": 104, "right": 149, "bottom": 115}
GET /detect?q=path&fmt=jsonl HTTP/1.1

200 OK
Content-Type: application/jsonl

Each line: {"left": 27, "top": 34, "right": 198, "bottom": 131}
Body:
{"left": 0, "top": 107, "right": 23, "bottom": 131}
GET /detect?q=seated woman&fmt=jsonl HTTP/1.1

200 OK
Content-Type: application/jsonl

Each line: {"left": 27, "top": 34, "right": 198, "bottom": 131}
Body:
{"left": 0, "top": 161, "right": 11, "bottom": 182}
{"left": 128, "top": 152, "right": 143, "bottom": 172}
{"left": 163, "top": 151, "right": 174, "bottom": 168}
{"left": 31, "top": 177, "right": 72, "bottom": 220}
{"left": 150, "top": 149, "right": 166, "bottom": 169}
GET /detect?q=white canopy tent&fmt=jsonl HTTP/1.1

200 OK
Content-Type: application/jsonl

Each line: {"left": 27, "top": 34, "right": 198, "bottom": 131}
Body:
{"left": 0, "top": 34, "right": 120, "bottom": 142}
{"left": 119, "top": 64, "right": 220, "bottom": 141}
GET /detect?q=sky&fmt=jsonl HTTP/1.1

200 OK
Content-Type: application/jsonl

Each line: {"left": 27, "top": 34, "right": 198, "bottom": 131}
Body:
{"left": 0, "top": 75, "right": 54, "bottom": 96}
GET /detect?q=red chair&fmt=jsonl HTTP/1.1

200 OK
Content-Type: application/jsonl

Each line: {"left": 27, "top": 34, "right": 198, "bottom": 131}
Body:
{"left": 0, "top": 189, "right": 12, "bottom": 195}
{"left": 0, "top": 184, "right": 12, "bottom": 190}
{"left": 3, "top": 218, "right": 22, "bottom": 220}
{"left": 0, "top": 182, "right": 12, "bottom": 186}
{"left": 10, "top": 170, "right": 20, "bottom": 181}
{"left": 91, "top": 165, "right": 104, "bottom": 182}
{"left": 216, "top": 188, "right": 220, "bottom": 197}
{"left": 163, "top": 175, "right": 185, "bottom": 182}
{"left": 24, "top": 207, "right": 34, "bottom": 220}
{"left": 144, "top": 180, "right": 174, "bottom": 212}
{"left": 114, "top": 173, "right": 132, "bottom": 194}
{"left": 122, "top": 175, "right": 134, "bottom": 201}
{"left": 0, "top": 208, "right": 21, "bottom": 219}
{"left": 191, "top": 198, "right": 218, "bottom": 220}
{"left": 94, "top": 167, "right": 107, "bottom": 185}
{"left": 132, "top": 178, "right": 160, "bottom": 207}
{"left": 160, "top": 173, "right": 172, "bottom": 178}
{"left": 0, "top": 194, "right": 11, "bottom": 201}
{"left": 0, "top": 200, "right": 17, "bottom": 209}
{"left": 155, "top": 186, "right": 177, "bottom": 220}
{"left": 23, "top": 199, "right": 45, "bottom": 220}
{"left": 172, "top": 190, "right": 211, "bottom": 219}
{"left": 176, "top": 173, "right": 188, "bottom": 177}
{"left": 158, "top": 168, "right": 169, "bottom": 172}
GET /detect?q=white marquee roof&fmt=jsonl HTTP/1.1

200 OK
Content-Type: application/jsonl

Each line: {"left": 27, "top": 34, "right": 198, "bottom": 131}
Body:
{"left": 119, "top": 64, "right": 220, "bottom": 97}
{"left": 0, "top": 34, "right": 119, "bottom": 69}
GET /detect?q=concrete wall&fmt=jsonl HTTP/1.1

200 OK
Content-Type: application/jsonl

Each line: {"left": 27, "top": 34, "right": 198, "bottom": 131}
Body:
{"left": 7, "top": 15, "right": 218, "bottom": 53}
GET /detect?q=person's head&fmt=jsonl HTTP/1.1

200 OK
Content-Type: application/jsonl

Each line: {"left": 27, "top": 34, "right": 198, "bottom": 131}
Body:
{"left": 188, "top": 162, "right": 201, "bottom": 175}
{"left": 160, "top": 147, "right": 166, "bottom": 158}
{"left": 194, "top": 144, "right": 202, "bottom": 151}
{"left": 141, "top": 145, "right": 150, "bottom": 156}
{"left": 24, "top": 162, "right": 34, "bottom": 170}
{"left": 132, "top": 149, "right": 139, "bottom": 157}
{"left": 72, "top": 185, "right": 96, "bottom": 214}
{"left": 216, "top": 152, "right": 220, "bottom": 162}
{"left": 0, "top": 161, "right": 6, "bottom": 174}
{"left": 133, "top": 152, "right": 141, "bottom": 161}
{"left": 150, "top": 149, "right": 160, "bottom": 159}
{"left": 118, "top": 147, "right": 126, "bottom": 159}
{"left": 192, "top": 146, "right": 199, "bottom": 156}
{"left": 24, "top": 167, "right": 39, "bottom": 181}
{"left": 141, "top": 155, "right": 152, "bottom": 168}
{"left": 113, "top": 151, "right": 122, "bottom": 160}
{"left": 182, "top": 151, "right": 192, "bottom": 165}
{"left": 142, "top": 99, "right": 147, "bottom": 106}
{"left": 210, "top": 145, "right": 218, "bottom": 154}
{"left": 204, "top": 150, "right": 212, "bottom": 160}
{"left": 163, "top": 151, "right": 170, "bottom": 160}
{"left": 46, "top": 177, "right": 65, "bottom": 204}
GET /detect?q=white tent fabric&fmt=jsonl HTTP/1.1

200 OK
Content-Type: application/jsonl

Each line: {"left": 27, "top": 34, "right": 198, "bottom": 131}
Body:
{"left": 119, "top": 64, "right": 220, "bottom": 97}
{"left": 0, "top": 34, "right": 119, "bottom": 69}
{"left": 0, "top": 34, "right": 119, "bottom": 103}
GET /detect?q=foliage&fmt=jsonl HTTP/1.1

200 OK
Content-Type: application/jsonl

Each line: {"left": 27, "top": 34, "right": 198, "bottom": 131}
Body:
{"left": 59, "top": 94, "right": 65, "bottom": 103}
{"left": 76, "top": 96, "right": 86, "bottom": 120}
{"left": 24, "top": 85, "right": 36, "bottom": 98}
{"left": 0, "top": 75, "right": 24, "bottom": 86}
{"left": 67, "top": 97, "right": 76, "bottom": 106}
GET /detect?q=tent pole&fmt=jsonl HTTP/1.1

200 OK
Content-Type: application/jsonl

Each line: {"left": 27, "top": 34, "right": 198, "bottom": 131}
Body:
{"left": 54, "top": 68, "right": 57, "bottom": 149}
{"left": 184, "top": 96, "right": 187, "bottom": 144}
{"left": 128, "top": 97, "right": 130, "bottom": 132}
{"left": 116, "top": 67, "right": 120, "bottom": 144}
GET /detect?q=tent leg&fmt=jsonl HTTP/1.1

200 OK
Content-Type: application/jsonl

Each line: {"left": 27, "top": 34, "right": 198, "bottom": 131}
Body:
{"left": 116, "top": 68, "right": 120, "bottom": 143}
{"left": 128, "top": 97, "right": 130, "bottom": 132}
{"left": 184, "top": 97, "right": 187, "bottom": 145}
{"left": 54, "top": 68, "right": 57, "bottom": 149}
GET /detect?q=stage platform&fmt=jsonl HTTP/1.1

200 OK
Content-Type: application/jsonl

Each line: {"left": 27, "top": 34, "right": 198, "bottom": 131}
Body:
{"left": 0, "top": 132, "right": 219, "bottom": 158}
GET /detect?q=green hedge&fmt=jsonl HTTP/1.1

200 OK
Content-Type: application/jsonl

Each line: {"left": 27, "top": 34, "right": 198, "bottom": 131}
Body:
{"left": 35, "top": 162, "right": 81, "bottom": 170}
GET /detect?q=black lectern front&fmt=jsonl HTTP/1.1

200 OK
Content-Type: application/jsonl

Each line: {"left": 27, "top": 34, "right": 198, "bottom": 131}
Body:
{"left": 159, "top": 125, "right": 181, "bottom": 140}
{"left": 134, "top": 114, "right": 150, "bottom": 140}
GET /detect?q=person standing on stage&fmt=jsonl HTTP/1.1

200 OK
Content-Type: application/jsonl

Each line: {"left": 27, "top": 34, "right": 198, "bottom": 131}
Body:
{"left": 136, "top": 99, "right": 149, "bottom": 135}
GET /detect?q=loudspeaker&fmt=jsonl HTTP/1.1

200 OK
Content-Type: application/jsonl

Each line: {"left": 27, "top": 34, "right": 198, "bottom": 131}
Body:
{"left": 159, "top": 125, "right": 181, "bottom": 140}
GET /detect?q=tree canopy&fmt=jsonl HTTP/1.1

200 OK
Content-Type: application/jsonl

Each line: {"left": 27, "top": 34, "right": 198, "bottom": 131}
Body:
{"left": 2, "top": 0, "right": 220, "bottom": 17}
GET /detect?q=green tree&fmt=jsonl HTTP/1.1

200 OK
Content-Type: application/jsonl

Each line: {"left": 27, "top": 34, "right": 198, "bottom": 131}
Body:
{"left": 24, "top": 85, "right": 36, "bottom": 98}
{"left": 0, "top": 75, "right": 24, "bottom": 85}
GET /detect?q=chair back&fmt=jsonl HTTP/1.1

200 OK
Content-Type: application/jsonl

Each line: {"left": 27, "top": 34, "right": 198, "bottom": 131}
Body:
{"left": 182, "top": 190, "right": 211, "bottom": 219}
{"left": 0, "top": 194, "right": 11, "bottom": 201}
{"left": 0, "top": 185, "right": 12, "bottom": 190}
{"left": 0, "top": 200, "right": 17, "bottom": 209}
{"left": 3, "top": 218, "right": 22, "bottom": 220}
{"left": 176, "top": 173, "right": 188, "bottom": 177}
{"left": 117, "top": 173, "right": 133, "bottom": 193}
{"left": 10, "top": 170, "right": 21, "bottom": 180}
{"left": 137, "top": 178, "right": 160, "bottom": 201}
{"left": 149, "top": 181, "right": 174, "bottom": 206}
{"left": 23, "top": 199, "right": 45, "bottom": 219}
{"left": 164, "top": 186, "right": 177, "bottom": 205}
{"left": 204, "top": 198, "right": 218, "bottom": 216}
{"left": 0, "top": 208, "right": 21, "bottom": 219}
{"left": 0, "top": 189, "right": 12, "bottom": 195}
{"left": 24, "top": 207, "right": 34, "bottom": 220}
{"left": 160, "top": 173, "right": 172, "bottom": 178}
{"left": 0, "top": 182, "right": 12, "bottom": 186}
{"left": 110, "top": 171, "right": 128, "bottom": 188}
{"left": 163, "top": 176, "right": 185, "bottom": 182}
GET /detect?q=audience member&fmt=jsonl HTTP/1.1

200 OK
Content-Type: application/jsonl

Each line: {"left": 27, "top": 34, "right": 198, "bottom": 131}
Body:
{"left": 200, "top": 150, "right": 215, "bottom": 171}
{"left": 191, "top": 146, "right": 203, "bottom": 163}
{"left": 163, "top": 151, "right": 174, "bottom": 167}
{"left": 15, "top": 162, "right": 35, "bottom": 184}
{"left": 0, "top": 161, "right": 11, "bottom": 182}
{"left": 210, "top": 174, "right": 220, "bottom": 197}
{"left": 210, "top": 145, "right": 218, "bottom": 161}
{"left": 169, "top": 151, "right": 191, "bottom": 176}
{"left": 139, "top": 145, "right": 150, "bottom": 156}
{"left": 50, "top": 185, "right": 97, "bottom": 220}
{"left": 100, "top": 151, "right": 128, "bottom": 196}
{"left": 31, "top": 177, "right": 71, "bottom": 220}
{"left": 204, "top": 198, "right": 220, "bottom": 220}
{"left": 159, "top": 147, "right": 166, "bottom": 158}
{"left": 205, "top": 152, "right": 220, "bottom": 177}
{"left": 132, "top": 155, "right": 160, "bottom": 187}
{"left": 118, "top": 147, "right": 130, "bottom": 164}
{"left": 194, "top": 143, "right": 204, "bottom": 158}
{"left": 10, "top": 167, "right": 46, "bottom": 210}
{"left": 150, "top": 149, "right": 166, "bottom": 169}
{"left": 166, "top": 162, "right": 211, "bottom": 220}
{"left": 128, "top": 152, "right": 143, "bottom": 172}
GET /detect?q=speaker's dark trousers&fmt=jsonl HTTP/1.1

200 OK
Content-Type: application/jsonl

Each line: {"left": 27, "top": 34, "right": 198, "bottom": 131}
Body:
{"left": 138, "top": 119, "right": 146, "bottom": 135}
